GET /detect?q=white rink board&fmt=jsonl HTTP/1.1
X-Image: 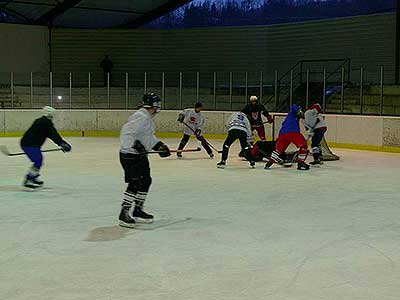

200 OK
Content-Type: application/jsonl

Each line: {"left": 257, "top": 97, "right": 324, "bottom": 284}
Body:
{"left": 0, "top": 137, "right": 400, "bottom": 300}
{"left": 2, "top": 110, "right": 400, "bottom": 147}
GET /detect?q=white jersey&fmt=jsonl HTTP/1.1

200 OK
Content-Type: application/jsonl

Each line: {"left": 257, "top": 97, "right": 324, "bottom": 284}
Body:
{"left": 179, "top": 108, "right": 205, "bottom": 136}
{"left": 303, "top": 108, "right": 327, "bottom": 131}
{"left": 120, "top": 108, "right": 160, "bottom": 154}
{"left": 226, "top": 112, "right": 253, "bottom": 140}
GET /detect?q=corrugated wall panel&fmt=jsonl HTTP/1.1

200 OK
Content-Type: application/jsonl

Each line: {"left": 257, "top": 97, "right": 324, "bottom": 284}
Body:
{"left": 52, "top": 13, "right": 396, "bottom": 85}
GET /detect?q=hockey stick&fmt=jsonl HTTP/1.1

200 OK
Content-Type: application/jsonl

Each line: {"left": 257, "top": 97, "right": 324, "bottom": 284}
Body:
{"left": 252, "top": 121, "right": 273, "bottom": 128}
{"left": 145, "top": 147, "right": 201, "bottom": 155}
{"left": 181, "top": 121, "right": 222, "bottom": 153}
{"left": 0, "top": 145, "right": 62, "bottom": 157}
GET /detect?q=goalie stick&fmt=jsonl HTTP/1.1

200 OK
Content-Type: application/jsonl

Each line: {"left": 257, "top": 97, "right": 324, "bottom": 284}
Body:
{"left": 0, "top": 145, "right": 62, "bottom": 157}
{"left": 181, "top": 121, "right": 222, "bottom": 153}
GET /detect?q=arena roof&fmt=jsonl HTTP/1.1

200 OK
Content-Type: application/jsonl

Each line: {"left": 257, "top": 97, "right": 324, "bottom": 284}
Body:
{"left": 0, "top": 0, "right": 192, "bottom": 28}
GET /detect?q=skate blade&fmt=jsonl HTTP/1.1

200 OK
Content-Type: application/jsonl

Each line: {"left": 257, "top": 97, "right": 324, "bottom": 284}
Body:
{"left": 23, "top": 184, "right": 43, "bottom": 191}
{"left": 217, "top": 165, "right": 225, "bottom": 169}
{"left": 133, "top": 217, "right": 154, "bottom": 224}
{"left": 118, "top": 221, "right": 136, "bottom": 228}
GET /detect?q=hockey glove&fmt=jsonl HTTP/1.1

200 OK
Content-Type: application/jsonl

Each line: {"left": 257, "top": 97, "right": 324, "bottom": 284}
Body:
{"left": 266, "top": 114, "right": 274, "bottom": 124}
{"left": 60, "top": 141, "right": 72, "bottom": 153}
{"left": 177, "top": 114, "right": 185, "bottom": 123}
{"left": 153, "top": 141, "right": 171, "bottom": 158}
{"left": 133, "top": 140, "right": 146, "bottom": 154}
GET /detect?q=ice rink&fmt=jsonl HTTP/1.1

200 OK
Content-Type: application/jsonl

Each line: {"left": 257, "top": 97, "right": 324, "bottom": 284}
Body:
{"left": 1, "top": 137, "right": 400, "bottom": 300}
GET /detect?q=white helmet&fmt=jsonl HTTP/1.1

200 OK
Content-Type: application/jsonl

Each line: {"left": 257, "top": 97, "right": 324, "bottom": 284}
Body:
{"left": 42, "top": 106, "right": 56, "bottom": 118}
{"left": 250, "top": 95, "right": 258, "bottom": 102}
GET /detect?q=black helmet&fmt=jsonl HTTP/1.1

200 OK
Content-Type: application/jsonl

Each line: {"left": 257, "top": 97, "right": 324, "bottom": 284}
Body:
{"left": 142, "top": 92, "right": 161, "bottom": 109}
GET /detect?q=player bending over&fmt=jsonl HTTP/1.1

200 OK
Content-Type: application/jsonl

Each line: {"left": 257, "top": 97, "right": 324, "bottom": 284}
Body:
{"left": 241, "top": 95, "right": 273, "bottom": 141}
{"left": 20, "top": 106, "right": 72, "bottom": 189}
{"left": 119, "top": 92, "right": 171, "bottom": 228}
{"left": 264, "top": 104, "right": 310, "bottom": 170}
{"left": 303, "top": 103, "right": 327, "bottom": 165}
{"left": 251, "top": 141, "right": 296, "bottom": 163}
{"left": 217, "top": 111, "right": 255, "bottom": 169}
{"left": 177, "top": 102, "right": 213, "bottom": 158}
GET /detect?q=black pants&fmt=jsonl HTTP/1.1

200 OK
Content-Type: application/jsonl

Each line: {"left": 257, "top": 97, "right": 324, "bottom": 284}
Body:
{"left": 178, "top": 134, "right": 213, "bottom": 155}
{"left": 221, "top": 129, "right": 253, "bottom": 162}
{"left": 120, "top": 152, "right": 152, "bottom": 193}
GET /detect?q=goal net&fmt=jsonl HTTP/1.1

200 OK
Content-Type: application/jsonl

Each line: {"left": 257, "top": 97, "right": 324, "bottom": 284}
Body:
{"left": 321, "top": 137, "right": 340, "bottom": 161}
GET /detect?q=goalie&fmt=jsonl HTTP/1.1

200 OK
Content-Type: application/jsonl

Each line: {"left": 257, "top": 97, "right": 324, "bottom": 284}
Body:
{"left": 303, "top": 103, "right": 327, "bottom": 165}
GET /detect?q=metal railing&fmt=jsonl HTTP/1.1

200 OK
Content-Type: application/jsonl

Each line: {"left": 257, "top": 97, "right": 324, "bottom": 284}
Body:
{"left": 0, "top": 66, "right": 399, "bottom": 116}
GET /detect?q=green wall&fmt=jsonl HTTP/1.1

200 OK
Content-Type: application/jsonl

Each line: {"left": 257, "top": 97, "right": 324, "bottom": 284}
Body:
{"left": 51, "top": 13, "right": 395, "bottom": 85}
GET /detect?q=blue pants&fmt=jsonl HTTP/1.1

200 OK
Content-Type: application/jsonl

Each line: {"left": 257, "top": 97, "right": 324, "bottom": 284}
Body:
{"left": 311, "top": 128, "right": 327, "bottom": 159}
{"left": 22, "top": 147, "right": 43, "bottom": 169}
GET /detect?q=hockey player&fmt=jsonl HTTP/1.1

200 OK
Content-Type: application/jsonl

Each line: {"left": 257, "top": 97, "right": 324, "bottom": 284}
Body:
{"left": 119, "top": 92, "right": 171, "bottom": 228}
{"left": 176, "top": 102, "right": 213, "bottom": 158}
{"left": 217, "top": 111, "right": 255, "bottom": 169}
{"left": 20, "top": 106, "right": 72, "bottom": 188}
{"left": 303, "top": 103, "right": 327, "bottom": 165}
{"left": 251, "top": 140, "right": 301, "bottom": 165}
{"left": 264, "top": 104, "right": 310, "bottom": 170}
{"left": 241, "top": 95, "right": 273, "bottom": 141}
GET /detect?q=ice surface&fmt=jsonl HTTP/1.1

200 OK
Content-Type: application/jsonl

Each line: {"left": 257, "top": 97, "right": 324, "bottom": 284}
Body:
{"left": 0, "top": 137, "right": 400, "bottom": 300}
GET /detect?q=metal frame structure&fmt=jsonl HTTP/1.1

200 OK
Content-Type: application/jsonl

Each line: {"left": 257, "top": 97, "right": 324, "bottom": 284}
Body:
{"left": 0, "top": 0, "right": 192, "bottom": 28}
{"left": 1, "top": 65, "right": 398, "bottom": 116}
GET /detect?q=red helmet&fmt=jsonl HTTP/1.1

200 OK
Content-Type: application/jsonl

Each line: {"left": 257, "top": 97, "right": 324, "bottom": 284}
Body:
{"left": 310, "top": 103, "right": 322, "bottom": 113}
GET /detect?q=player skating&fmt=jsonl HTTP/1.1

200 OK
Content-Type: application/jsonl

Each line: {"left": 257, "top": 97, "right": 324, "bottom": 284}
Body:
{"left": 303, "top": 103, "right": 327, "bottom": 165}
{"left": 176, "top": 102, "right": 214, "bottom": 158}
{"left": 264, "top": 104, "right": 310, "bottom": 170}
{"left": 217, "top": 111, "right": 255, "bottom": 169}
{"left": 20, "top": 106, "right": 72, "bottom": 188}
{"left": 241, "top": 95, "right": 273, "bottom": 141}
{"left": 119, "top": 92, "right": 171, "bottom": 228}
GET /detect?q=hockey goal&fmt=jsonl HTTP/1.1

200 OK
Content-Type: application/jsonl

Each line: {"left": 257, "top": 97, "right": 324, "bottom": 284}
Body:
{"left": 321, "top": 137, "right": 340, "bottom": 161}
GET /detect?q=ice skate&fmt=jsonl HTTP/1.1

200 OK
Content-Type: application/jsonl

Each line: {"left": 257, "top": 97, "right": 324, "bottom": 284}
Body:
{"left": 209, "top": 153, "right": 214, "bottom": 159}
{"left": 23, "top": 176, "right": 43, "bottom": 189}
{"left": 132, "top": 206, "right": 154, "bottom": 223}
{"left": 249, "top": 161, "right": 255, "bottom": 169}
{"left": 264, "top": 161, "right": 274, "bottom": 169}
{"left": 297, "top": 161, "right": 310, "bottom": 170}
{"left": 217, "top": 161, "right": 226, "bottom": 169}
{"left": 177, "top": 152, "right": 183, "bottom": 159}
{"left": 309, "top": 158, "right": 324, "bottom": 165}
{"left": 119, "top": 208, "right": 136, "bottom": 228}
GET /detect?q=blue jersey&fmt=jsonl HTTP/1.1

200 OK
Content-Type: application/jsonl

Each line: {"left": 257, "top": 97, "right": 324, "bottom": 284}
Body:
{"left": 279, "top": 104, "right": 302, "bottom": 135}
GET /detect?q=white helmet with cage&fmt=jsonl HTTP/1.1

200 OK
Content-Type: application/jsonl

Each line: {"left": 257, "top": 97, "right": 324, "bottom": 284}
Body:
{"left": 42, "top": 106, "right": 56, "bottom": 119}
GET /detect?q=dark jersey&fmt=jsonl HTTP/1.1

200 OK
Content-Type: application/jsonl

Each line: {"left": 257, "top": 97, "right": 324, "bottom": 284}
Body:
{"left": 20, "top": 116, "right": 64, "bottom": 147}
{"left": 241, "top": 103, "right": 270, "bottom": 126}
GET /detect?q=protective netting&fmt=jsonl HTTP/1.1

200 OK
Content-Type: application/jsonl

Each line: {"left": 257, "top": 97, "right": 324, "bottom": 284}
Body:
{"left": 321, "top": 137, "right": 340, "bottom": 161}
